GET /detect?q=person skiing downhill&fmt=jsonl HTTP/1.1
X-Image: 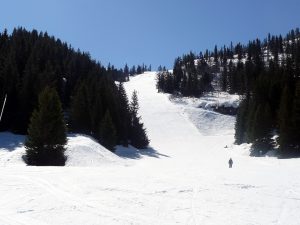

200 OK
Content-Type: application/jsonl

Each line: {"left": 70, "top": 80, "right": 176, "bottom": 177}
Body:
{"left": 228, "top": 158, "right": 233, "bottom": 168}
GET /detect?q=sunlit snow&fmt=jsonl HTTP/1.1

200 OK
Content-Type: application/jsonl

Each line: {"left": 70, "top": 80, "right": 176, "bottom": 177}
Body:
{"left": 0, "top": 72, "right": 299, "bottom": 225}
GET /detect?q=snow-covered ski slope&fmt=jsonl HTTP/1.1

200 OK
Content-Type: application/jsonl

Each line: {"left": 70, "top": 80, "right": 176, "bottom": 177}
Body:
{"left": 1, "top": 72, "right": 300, "bottom": 225}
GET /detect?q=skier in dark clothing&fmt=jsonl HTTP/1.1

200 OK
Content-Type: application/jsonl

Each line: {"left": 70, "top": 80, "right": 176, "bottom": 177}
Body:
{"left": 228, "top": 158, "right": 233, "bottom": 168}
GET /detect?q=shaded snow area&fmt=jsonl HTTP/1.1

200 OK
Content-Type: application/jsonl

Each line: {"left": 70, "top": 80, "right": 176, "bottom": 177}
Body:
{"left": 0, "top": 132, "right": 25, "bottom": 166}
{"left": 170, "top": 93, "right": 240, "bottom": 135}
{"left": 1, "top": 72, "right": 300, "bottom": 225}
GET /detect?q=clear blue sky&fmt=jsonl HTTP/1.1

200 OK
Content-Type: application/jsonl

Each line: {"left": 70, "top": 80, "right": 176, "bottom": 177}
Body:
{"left": 1, "top": 0, "right": 300, "bottom": 69}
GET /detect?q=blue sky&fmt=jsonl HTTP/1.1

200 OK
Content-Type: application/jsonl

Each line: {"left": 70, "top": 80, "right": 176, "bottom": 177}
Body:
{"left": 1, "top": 0, "right": 300, "bottom": 69}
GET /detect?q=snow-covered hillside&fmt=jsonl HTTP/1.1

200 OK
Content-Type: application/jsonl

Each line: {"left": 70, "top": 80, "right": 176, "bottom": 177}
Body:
{"left": 0, "top": 72, "right": 300, "bottom": 225}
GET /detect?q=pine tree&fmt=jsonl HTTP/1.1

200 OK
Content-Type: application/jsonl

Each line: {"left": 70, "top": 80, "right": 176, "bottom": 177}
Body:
{"left": 173, "top": 57, "right": 183, "bottom": 91}
{"left": 245, "top": 99, "right": 256, "bottom": 142}
{"left": 130, "top": 65, "right": 136, "bottom": 75}
{"left": 221, "top": 65, "right": 228, "bottom": 91}
{"left": 117, "top": 82, "right": 130, "bottom": 146}
{"left": 129, "top": 91, "right": 149, "bottom": 149}
{"left": 290, "top": 81, "right": 300, "bottom": 154}
{"left": 293, "top": 81, "right": 300, "bottom": 127}
{"left": 278, "top": 85, "right": 294, "bottom": 157}
{"left": 70, "top": 82, "right": 91, "bottom": 133}
{"left": 234, "top": 97, "right": 249, "bottom": 144}
{"left": 156, "top": 71, "right": 165, "bottom": 92}
{"left": 90, "top": 89, "right": 103, "bottom": 135}
{"left": 98, "top": 110, "right": 117, "bottom": 152}
{"left": 130, "top": 90, "right": 139, "bottom": 116}
{"left": 250, "top": 103, "right": 273, "bottom": 156}
{"left": 137, "top": 65, "right": 142, "bottom": 74}
{"left": 124, "top": 63, "right": 129, "bottom": 81}
{"left": 25, "top": 87, "right": 67, "bottom": 166}
{"left": 164, "top": 71, "right": 175, "bottom": 93}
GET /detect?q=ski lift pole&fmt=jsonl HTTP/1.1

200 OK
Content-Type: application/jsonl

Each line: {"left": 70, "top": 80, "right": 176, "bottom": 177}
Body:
{"left": 0, "top": 94, "right": 7, "bottom": 123}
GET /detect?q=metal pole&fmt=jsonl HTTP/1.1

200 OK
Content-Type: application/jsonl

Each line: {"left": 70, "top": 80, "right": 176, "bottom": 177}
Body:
{"left": 0, "top": 94, "right": 7, "bottom": 123}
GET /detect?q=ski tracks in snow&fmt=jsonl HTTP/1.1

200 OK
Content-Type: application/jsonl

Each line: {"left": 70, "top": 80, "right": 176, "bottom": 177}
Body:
{"left": 1, "top": 73, "right": 300, "bottom": 224}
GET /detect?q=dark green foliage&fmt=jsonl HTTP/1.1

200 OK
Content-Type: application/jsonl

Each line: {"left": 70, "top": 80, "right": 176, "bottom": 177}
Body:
{"left": 292, "top": 81, "right": 300, "bottom": 143}
{"left": 25, "top": 87, "right": 67, "bottom": 166}
{"left": 129, "top": 91, "right": 149, "bottom": 149}
{"left": 128, "top": 63, "right": 151, "bottom": 76}
{"left": 156, "top": 70, "right": 174, "bottom": 94}
{"left": 250, "top": 103, "right": 273, "bottom": 156}
{"left": 239, "top": 29, "right": 300, "bottom": 156}
{"left": 70, "top": 82, "right": 92, "bottom": 133}
{"left": 278, "top": 82, "right": 300, "bottom": 157}
{"left": 234, "top": 97, "right": 249, "bottom": 144}
{"left": 98, "top": 111, "right": 117, "bottom": 152}
{"left": 278, "top": 85, "right": 294, "bottom": 156}
{"left": 156, "top": 53, "right": 212, "bottom": 97}
{"left": 117, "top": 83, "right": 130, "bottom": 146}
{"left": 70, "top": 78, "right": 148, "bottom": 150}
{"left": 221, "top": 65, "right": 228, "bottom": 91}
{"left": 0, "top": 28, "right": 109, "bottom": 133}
{"left": 167, "top": 28, "right": 300, "bottom": 157}
{"left": 0, "top": 27, "right": 150, "bottom": 152}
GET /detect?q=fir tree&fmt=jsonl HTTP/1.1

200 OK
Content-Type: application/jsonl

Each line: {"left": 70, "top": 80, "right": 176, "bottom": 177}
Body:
{"left": 278, "top": 85, "right": 294, "bottom": 157}
{"left": 124, "top": 64, "right": 129, "bottom": 81}
{"left": 137, "top": 65, "right": 142, "bottom": 74}
{"left": 234, "top": 96, "right": 249, "bottom": 144}
{"left": 291, "top": 81, "right": 300, "bottom": 145}
{"left": 70, "top": 82, "right": 91, "bottom": 133}
{"left": 25, "top": 87, "right": 67, "bottom": 166}
{"left": 129, "top": 91, "right": 149, "bottom": 149}
{"left": 117, "top": 82, "right": 130, "bottom": 146}
{"left": 98, "top": 110, "right": 117, "bottom": 152}
{"left": 250, "top": 103, "right": 273, "bottom": 156}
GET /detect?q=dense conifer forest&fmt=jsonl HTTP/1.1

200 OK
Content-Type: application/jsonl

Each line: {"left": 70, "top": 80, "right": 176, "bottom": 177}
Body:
{"left": 157, "top": 28, "right": 300, "bottom": 157}
{"left": 0, "top": 27, "right": 149, "bottom": 165}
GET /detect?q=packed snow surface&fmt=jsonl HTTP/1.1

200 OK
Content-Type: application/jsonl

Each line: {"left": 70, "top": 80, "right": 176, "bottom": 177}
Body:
{"left": 1, "top": 72, "right": 300, "bottom": 225}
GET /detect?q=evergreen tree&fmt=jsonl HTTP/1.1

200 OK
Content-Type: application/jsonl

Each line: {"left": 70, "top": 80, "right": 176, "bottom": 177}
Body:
{"left": 90, "top": 89, "right": 104, "bottom": 135}
{"left": 234, "top": 96, "right": 249, "bottom": 144}
{"left": 117, "top": 82, "right": 130, "bottom": 146}
{"left": 136, "top": 65, "right": 142, "bottom": 74}
{"left": 70, "top": 82, "right": 91, "bottom": 133}
{"left": 278, "top": 85, "right": 294, "bottom": 157}
{"left": 156, "top": 27, "right": 300, "bottom": 158}
{"left": 130, "top": 65, "right": 136, "bottom": 75}
{"left": 250, "top": 103, "right": 273, "bottom": 156}
{"left": 98, "top": 110, "right": 117, "bottom": 152}
{"left": 156, "top": 71, "right": 165, "bottom": 92}
{"left": 221, "top": 65, "right": 228, "bottom": 92}
{"left": 173, "top": 57, "right": 183, "bottom": 91}
{"left": 164, "top": 71, "right": 175, "bottom": 93}
{"left": 129, "top": 91, "right": 149, "bottom": 149}
{"left": 291, "top": 81, "right": 300, "bottom": 152}
{"left": 25, "top": 87, "right": 67, "bottom": 166}
{"left": 124, "top": 64, "right": 129, "bottom": 81}
{"left": 0, "top": 27, "right": 145, "bottom": 151}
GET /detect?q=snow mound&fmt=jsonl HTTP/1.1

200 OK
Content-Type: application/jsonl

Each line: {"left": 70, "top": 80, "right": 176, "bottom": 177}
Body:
{"left": 171, "top": 92, "right": 240, "bottom": 110}
{"left": 169, "top": 92, "right": 239, "bottom": 136}
{"left": 0, "top": 132, "right": 124, "bottom": 167}
{"left": 66, "top": 134, "right": 124, "bottom": 166}
{"left": 185, "top": 107, "right": 236, "bottom": 136}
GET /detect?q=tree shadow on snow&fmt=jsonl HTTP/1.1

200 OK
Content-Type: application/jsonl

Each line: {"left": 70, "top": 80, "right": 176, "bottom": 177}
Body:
{"left": 68, "top": 133, "right": 170, "bottom": 159}
{"left": 115, "top": 145, "right": 170, "bottom": 159}
{"left": 0, "top": 132, "right": 25, "bottom": 152}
